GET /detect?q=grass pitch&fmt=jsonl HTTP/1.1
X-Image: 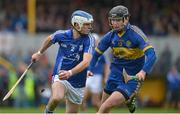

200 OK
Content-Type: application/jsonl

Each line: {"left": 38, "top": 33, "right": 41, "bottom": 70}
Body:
{"left": 0, "top": 107, "right": 180, "bottom": 113}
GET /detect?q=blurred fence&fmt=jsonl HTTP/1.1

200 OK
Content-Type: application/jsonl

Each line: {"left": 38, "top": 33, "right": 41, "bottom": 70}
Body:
{"left": 1, "top": 32, "right": 180, "bottom": 63}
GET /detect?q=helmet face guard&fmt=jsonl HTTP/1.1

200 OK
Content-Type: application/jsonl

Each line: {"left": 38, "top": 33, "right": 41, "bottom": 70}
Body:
{"left": 71, "top": 10, "right": 93, "bottom": 34}
{"left": 108, "top": 5, "right": 130, "bottom": 30}
{"left": 108, "top": 17, "right": 124, "bottom": 27}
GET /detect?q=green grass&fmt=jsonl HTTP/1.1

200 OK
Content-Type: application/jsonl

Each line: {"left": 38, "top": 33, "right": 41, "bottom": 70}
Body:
{"left": 0, "top": 107, "right": 180, "bottom": 113}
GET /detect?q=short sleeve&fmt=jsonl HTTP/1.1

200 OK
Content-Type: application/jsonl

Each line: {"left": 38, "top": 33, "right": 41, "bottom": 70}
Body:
{"left": 50, "top": 30, "right": 65, "bottom": 44}
{"left": 132, "top": 26, "right": 153, "bottom": 52}
{"left": 96, "top": 32, "right": 112, "bottom": 54}
{"left": 84, "top": 34, "right": 95, "bottom": 54}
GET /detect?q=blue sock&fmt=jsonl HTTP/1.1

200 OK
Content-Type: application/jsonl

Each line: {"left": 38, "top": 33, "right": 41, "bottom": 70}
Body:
{"left": 44, "top": 107, "right": 53, "bottom": 114}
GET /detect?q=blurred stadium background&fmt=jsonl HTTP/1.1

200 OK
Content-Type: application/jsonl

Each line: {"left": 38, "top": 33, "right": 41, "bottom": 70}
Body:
{"left": 0, "top": 0, "right": 180, "bottom": 113}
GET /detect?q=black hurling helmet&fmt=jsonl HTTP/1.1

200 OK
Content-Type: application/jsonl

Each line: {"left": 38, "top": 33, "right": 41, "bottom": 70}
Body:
{"left": 108, "top": 5, "right": 130, "bottom": 27}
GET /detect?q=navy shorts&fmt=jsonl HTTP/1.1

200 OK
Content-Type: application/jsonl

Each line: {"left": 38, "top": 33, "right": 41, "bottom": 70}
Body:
{"left": 104, "top": 77, "right": 141, "bottom": 100}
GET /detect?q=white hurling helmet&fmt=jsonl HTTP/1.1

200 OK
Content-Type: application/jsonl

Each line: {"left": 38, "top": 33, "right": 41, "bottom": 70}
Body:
{"left": 71, "top": 10, "right": 93, "bottom": 31}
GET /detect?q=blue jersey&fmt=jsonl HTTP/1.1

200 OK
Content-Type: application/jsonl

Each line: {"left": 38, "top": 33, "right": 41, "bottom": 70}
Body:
{"left": 89, "top": 23, "right": 156, "bottom": 99}
{"left": 95, "top": 23, "right": 153, "bottom": 76}
{"left": 51, "top": 29, "right": 95, "bottom": 88}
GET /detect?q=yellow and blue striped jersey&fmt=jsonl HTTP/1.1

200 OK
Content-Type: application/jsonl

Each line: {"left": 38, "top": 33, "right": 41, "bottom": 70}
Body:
{"left": 93, "top": 23, "right": 155, "bottom": 74}
{"left": 89, "top": 23, "right": 156, "bottom": 98}
{"left": 96, "top": 23, "right": 153, "bottom": 60}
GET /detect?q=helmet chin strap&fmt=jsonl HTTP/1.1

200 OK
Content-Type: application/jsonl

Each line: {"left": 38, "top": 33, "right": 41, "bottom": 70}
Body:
{"left": 111, "top": 25, "right": 126, "bottom": 33}
{"left": 72, "top": 25, "right": 91, "bottom": 36}
{"left": 71, "top": 24, "right": 85, "bottom": 36}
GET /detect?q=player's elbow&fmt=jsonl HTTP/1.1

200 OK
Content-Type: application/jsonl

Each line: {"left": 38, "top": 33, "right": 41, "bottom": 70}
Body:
{"left": 146, "top": 48, "right": 156, "bottom": 60}
{"left": 83, "top": 53, "right": 93, "bottom": 68}
{"left": 150, "top": 49, "right": 157, "bottom": 63}
{"left": 149, "top": 49, "right": 157, "bottom": 67}
{"left": 145, "top": 48, "right": 157, "bottom": 65}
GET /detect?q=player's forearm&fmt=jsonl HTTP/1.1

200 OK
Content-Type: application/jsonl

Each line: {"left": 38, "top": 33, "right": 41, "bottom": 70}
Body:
{"left": 103, "top": 64, "right": 110, "bottom": 83}
{"left": 70, "top": 53, "right": 92, "bottom": 75}
{"left": 142, "top": 48, "right": 157, "bottom": 74}
{"left": 39, "top": 36, "right": 52, "bottom": 54}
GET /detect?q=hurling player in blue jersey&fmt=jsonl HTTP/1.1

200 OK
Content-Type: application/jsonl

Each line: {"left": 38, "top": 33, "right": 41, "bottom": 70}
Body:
{"left": 32, "top": 10, "right": 95, "bottom": 113}
{"left": 88, "top": 5, "right": 156, "bottom": 113}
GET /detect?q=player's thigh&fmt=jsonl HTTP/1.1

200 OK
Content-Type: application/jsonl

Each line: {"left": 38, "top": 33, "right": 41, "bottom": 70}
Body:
{"left": 103, "top": 91, "right": 125, "bottom": 106}
{"left": 91, "top": 93, "right": 101, "bottom": 105}
{"left": 90, "top": 75, "right": 103, "bottom": 93}
{"left": 66, "top": 99, "right": 80, "bottom": 113}
{"left": 51, "top": 81, "right": 65, "bottom": 100}
{"left": 83, "top": 87, "right": 91, "bottom": 101}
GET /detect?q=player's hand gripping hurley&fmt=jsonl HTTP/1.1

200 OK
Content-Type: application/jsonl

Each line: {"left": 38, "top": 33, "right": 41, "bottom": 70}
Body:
{"left": 123, "top": 68, "right": 139, "bottom": 83}
{"left": 2, "top": 62, "right": 34, "bottom": 101}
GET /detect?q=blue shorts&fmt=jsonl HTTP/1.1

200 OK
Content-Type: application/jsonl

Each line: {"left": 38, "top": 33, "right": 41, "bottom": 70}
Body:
{"left": 104, "top": 78, "right": 141, "bottom": 100}
{"left": 104, "top": 63, "right": 143, "bottom": 100}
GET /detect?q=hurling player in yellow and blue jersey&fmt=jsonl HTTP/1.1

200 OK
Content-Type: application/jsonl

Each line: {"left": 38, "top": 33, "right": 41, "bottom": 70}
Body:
{"left": 88, "top": 5, "right": 156, "bottom": 113}
{"left": 32, "top": 10, "right": 95, "bottom": 113}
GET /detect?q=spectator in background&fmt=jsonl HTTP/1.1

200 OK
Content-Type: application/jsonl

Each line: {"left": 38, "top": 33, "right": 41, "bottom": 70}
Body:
{"left": 175, "top": 55, "right": 180, "bottom": 72}
{"left": 166, "top": 65, "right": 180, "bottom": 109}
{"left": 13, "top": 62, "right": 35, "bottom": 107}
{"left": 154, "top": 45, "right": 172, "bottom": 75}
{"left": 0, "top": 67, "right": 8, "bottom": 106}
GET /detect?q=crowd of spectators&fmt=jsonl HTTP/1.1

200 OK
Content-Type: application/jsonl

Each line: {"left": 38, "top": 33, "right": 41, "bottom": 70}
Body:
{"left": 0, "top": 0, "right": 180, "bottom": 36}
